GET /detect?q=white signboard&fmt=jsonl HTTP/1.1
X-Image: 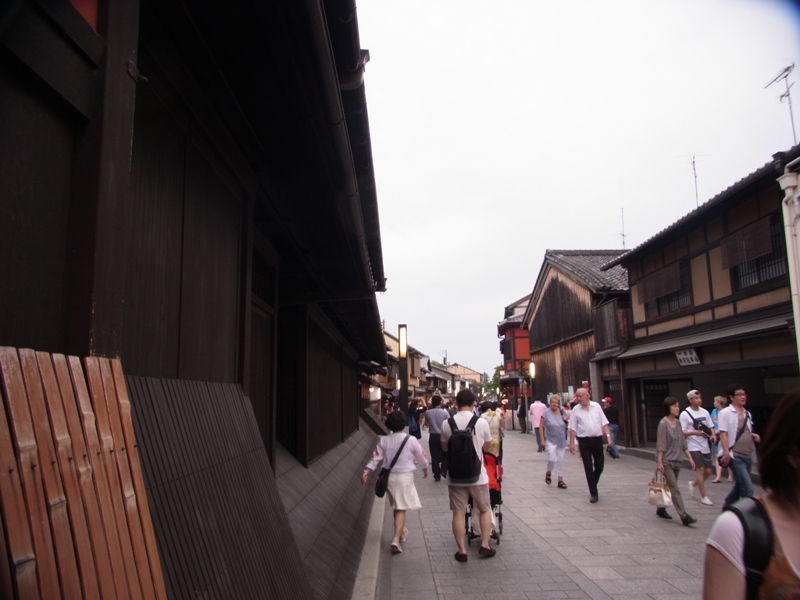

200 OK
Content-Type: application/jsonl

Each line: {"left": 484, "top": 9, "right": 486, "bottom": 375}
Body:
{"left": 675, "top": 348, "right": 701, "bottom": 366}
{"left": 446, "top": 380, "right": 452, "bottom": 393}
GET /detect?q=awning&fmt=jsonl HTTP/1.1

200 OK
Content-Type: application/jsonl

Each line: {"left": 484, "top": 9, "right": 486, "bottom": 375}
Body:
{"left": 617, "top": 314, "right": 793, "bottom": 360}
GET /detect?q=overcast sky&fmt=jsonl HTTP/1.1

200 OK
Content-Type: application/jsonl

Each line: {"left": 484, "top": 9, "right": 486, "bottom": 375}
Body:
{"left": 357, "top": 0, "right": 800, "bottom": 376}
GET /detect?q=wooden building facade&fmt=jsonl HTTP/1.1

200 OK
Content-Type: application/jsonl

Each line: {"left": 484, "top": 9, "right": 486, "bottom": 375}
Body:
{"left": 601, "top": 148, "right": 800, "bottom": 446}
{"left": 0, "top": 1, "right": 386, "bottom": 598}
{"left": 498, "top": 295, "right": 531, "bottom": 399}
{"left": 522, "top": 251, "right": 628, "bottom": 405}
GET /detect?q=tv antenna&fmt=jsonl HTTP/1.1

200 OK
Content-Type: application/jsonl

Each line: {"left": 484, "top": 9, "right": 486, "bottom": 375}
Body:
{"left": 620, "top": 206, "right": 627, "bottom": 250}
{"left": 766, "top": 63, "right": 797, "bottom": 145}
{"left": 691, "top": 153, "right": 699, "bottom": 207}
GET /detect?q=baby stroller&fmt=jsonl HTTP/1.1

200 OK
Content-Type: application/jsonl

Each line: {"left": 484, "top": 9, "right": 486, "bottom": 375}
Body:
{"left": 465, "top": 452, "right": 503, "bottom": 544}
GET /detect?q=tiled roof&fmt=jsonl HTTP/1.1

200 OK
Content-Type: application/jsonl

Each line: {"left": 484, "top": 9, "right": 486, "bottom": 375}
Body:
{"left": 546, "top": 250, "right": 629, "bottom": 292}
{"left": 602, "top": 145, "right": 800, "bottom": 271}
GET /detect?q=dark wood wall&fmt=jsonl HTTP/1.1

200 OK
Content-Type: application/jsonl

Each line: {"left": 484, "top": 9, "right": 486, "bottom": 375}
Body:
{"left": 529, "top": 273, "right": 593, "bottom": 351}
{"left": 123, "top": 57, "right": 242, "bottom": 383}
{"left": 0, "top": 54, "right": 76, "bottom": 353}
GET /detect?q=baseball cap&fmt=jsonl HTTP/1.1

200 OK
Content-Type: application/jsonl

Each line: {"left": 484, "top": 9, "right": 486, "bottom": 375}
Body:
{"left": 604, "top": 397, "right": 612, "bottom": 404}
{"left": 687, "top": 390, "right": 701, "bottom": 401}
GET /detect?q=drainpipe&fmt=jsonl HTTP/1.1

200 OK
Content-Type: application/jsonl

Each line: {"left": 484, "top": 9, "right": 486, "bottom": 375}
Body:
{"left": 778, "top": 154, "right": 800, "bottom": 365}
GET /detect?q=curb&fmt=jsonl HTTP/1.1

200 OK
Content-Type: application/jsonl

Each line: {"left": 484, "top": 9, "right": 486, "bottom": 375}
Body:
{"left": 352, "top": 495, "right": 386, "bottom": 599}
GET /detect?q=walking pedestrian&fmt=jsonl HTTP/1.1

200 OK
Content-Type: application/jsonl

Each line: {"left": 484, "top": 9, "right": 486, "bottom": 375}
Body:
{"left": 718, "top": 384, "right": 761, "bottom": 511}
{"left": 681, "top": 390, "right": 716, "bottom": 506}
{"left": 529, "top": 395, "right": 547, "bottom": 450}
{"left": 603, "top": 397, "right": 620, "bottom": 456}
{"left": 361, "top": 410, "right": 428, "bottom": 554}
{"left": 568, "top": 388, "right": 612, "bottom": 503}
{"left": 479, "top": 400, "right": 504, "bottom": 459}
{"left": 710, "top": 395, "right": 733, "bottom": 483}
{"left": 539, "top": 394, "right": 569, "bottom": 488}
{"left": 655, "top": 396, "right": 697, "bottom": 526}
{"left": 441, "top": 389, "right": 496, "bottom": 562}
{"left": 425, "top": 394, "right": 450, "bottom": 481}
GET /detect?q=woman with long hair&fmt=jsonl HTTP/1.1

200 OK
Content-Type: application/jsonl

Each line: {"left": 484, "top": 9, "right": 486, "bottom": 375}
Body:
{"left": 703, "top": 390, "right": 800, "bottom": 599}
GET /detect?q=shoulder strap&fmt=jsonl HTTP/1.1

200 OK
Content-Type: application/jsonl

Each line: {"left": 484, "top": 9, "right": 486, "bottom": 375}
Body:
{"left": 726, "top": 497, "right": 773, "bottom": 600}
{"left": 735, "top": 411, "right": 750, "bottom": 441}
{"left": 387, "top": 435, "right": 410, "bottom": 471}
{"left": 447, "top": 416, "right": 458, "bottom": 432}
{"left": 466, "top": 415, "right": 479, "bottom": 433}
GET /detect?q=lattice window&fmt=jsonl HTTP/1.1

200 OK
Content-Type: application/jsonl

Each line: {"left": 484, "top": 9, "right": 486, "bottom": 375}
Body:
{"left": 732, "top": 216, "right": 787, "bottom": 289}
{"left": 645, "top": 261, "right": 691, "bottom": 319}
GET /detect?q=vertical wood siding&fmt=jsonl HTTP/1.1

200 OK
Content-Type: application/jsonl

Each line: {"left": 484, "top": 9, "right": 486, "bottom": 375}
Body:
{"left": 532, "top": 335, "right": 595, "bottom": 395}
{"left": 127, "top": 374, "right": 312, "bottom": 599}
{"left": 308, "top": 319, "right": 343, "bottom": 461}
{"left": 529, "top": 273, "right": 592, "bottom": 351}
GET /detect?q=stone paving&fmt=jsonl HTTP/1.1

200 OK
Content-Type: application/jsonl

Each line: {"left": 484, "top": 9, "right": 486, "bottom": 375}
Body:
{"left": 374, "top": 421, "right": 757, "bottom": 600}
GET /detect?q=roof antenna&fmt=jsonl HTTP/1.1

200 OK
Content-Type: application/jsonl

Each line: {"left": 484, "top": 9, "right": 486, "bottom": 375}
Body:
{"left": 766, "top": 64, "right": 797, "bottom": 145}
{"left": 691, "top": 153, "right": 699, "bottom": 207}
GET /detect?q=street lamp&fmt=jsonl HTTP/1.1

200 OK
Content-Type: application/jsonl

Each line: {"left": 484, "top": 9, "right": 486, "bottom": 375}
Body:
{"left": 398, "top": 324, "right": 409, "bottom": 413}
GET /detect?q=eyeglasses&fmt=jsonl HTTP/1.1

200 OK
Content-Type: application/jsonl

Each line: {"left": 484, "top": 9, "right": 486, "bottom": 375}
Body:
{"left": 734, "top": 392, "right": 747, "bottom": 397}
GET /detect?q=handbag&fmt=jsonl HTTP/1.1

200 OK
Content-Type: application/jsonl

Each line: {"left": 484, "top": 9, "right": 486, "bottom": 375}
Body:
{"left": 644, "top": 469, "right": 673, "bottom": 507}
{"left": 375, "top": 435, "right": 410, "bottom": 498}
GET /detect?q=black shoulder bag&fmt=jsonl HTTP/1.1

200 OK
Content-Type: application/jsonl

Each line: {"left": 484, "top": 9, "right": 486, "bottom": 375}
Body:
{"left": 375, "top": 435, "right": 410, "bottom": 498}
{"left": 725, "top": 497, "right": 774, "bottom": 600}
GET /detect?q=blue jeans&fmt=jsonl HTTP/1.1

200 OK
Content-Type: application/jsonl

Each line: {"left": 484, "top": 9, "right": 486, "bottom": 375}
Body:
{"left": 723, "top": 456, "right": 753, "bottom": 510}
{"left": 608, "top": 424, "right": 619, "bottom": 454}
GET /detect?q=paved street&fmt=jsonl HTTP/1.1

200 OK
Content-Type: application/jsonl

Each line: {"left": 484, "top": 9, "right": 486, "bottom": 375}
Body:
{"left": 368, "top": 420, "right": 757, "bottom": 600}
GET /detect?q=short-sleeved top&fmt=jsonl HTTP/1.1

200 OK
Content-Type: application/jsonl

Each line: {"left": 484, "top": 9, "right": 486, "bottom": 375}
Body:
{"left": 440, "top": 410, "right": 492, "bottom": 487}
{"left": 529, "top": 401, "right": 547, "bottom": 426}
{"left": 480, "top": 410, "right": 503, "bottom": 457}
{"left": 541, "top": 408, "right": 568, "bottom": 448}
{"left": 365, "top": 433, "right": 428, "bottom": 473}
{"left": 425, "top": 407, "right": 450, "bottom": 434}
{"left": 568, "top": 401, "right": 609, "bottom": 437}
{"left": 718, "top": 405, "right": 755, "bottom": 458}
{"left": 680, "top": 407, "right": 713, "bottom": 453}
{"left": 656, "top": 417, "right": 687, "bottom": 467}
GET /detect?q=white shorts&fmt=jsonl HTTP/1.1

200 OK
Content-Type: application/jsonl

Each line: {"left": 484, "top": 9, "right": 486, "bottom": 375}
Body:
{"left": 387, "top": 471, "right": 422, "bottom": 510}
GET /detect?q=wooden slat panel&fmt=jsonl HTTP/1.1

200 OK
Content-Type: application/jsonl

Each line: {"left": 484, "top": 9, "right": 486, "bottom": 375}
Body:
{"left": 0, "top": 347, "right": 61, "bottom": 599}
{"left": 0, "top": 349, "right": 39, "bottom": 599}
{"left": 111, "top": 360, "right": 169, "bottom": 600}
{"left": 35, "top": 352, "right": 100, "bottom": 600}
{"left": 52, "top": 354, "right": 117, "bottom": 600}
{"left": 126, "top": 375, "right": 312, "bottom": 599}
{"left": 83, "top": 357, "right": 143, "bottom": 600}
{"left": 97, "top": 359, "right": 156, "bottom": 600}
{"left": 69, "top": 356, "right": 132, "bottom": 600}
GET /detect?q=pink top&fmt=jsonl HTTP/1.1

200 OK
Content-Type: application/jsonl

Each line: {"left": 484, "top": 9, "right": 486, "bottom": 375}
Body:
{"left": 529, "top": 400, "right": 547, "bottom": 426}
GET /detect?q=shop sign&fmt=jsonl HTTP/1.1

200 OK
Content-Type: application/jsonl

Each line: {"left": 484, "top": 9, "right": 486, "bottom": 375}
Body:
{"left": 675, "top": 348, "right": 701, "bottom": 366}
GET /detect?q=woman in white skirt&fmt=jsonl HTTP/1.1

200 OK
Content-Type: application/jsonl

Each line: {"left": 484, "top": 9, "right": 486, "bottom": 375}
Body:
{"left": 361, "top": 410, "right": 428, "bottom": 554}
{"left": 539, "top": 395, "right": 569, "bottom": 488}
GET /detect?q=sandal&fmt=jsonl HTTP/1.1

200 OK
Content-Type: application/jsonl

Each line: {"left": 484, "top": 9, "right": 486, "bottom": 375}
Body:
{"left": 557, "top": 481, "right": 567, "bottom": 489}
{"left": 545, "top": 472, "right": 552, "bottom": 485}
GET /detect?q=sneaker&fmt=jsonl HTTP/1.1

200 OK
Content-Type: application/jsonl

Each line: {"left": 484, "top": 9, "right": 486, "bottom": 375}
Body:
{"left": 390, "top": 541, "right": 402, "bottom": 554}
{"left": 688, "top": 480, "right": 697, "bottom": 498}
{"left": 701, "top": 496, "right": 713, "bottom": 506}
{"left": 681, "top": 515, "right": 697, "bottom": 527}
{"left": 399, "top": 528, "right": 408, "bottom": 542}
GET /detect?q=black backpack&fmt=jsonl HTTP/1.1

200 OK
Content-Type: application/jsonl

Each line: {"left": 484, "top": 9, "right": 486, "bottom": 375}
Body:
{"left": 725, "top": 497, "right": 774, "bottom": 600}
{"left": 446, "top": 415, "right": 482, "bottom": 484}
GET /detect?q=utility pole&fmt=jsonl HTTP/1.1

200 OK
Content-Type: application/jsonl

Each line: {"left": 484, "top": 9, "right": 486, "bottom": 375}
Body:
{"left": 766, "top": 64, "right": 797, "bottom": 145}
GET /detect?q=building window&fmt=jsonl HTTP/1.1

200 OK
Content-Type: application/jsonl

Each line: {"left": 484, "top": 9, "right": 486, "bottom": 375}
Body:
{"left": 645, "top": 262, "right": 691, "bottom": 319}
{"left": 732, "top": 216, "right": 787, "bottom": 289}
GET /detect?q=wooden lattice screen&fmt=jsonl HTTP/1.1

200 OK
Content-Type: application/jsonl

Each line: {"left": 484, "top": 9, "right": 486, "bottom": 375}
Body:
{"left": 0, "top": 347, "right": 167, "bottom": 600}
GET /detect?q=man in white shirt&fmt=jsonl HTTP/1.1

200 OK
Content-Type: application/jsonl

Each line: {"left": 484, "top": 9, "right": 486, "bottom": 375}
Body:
{"left": 529, "top": 396, "right": 547, "bottom": 451}
{"left": 568, "top": 388, "right": 612, "bottom": 503}
{"left": 680, "top": 390, "right": 716, "bottom": 506}
{"left": 718, "top": 383, "right": 761, "bottom": 511}
{"left": 441, "top": 389, "right": 495, "bottom": 562}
